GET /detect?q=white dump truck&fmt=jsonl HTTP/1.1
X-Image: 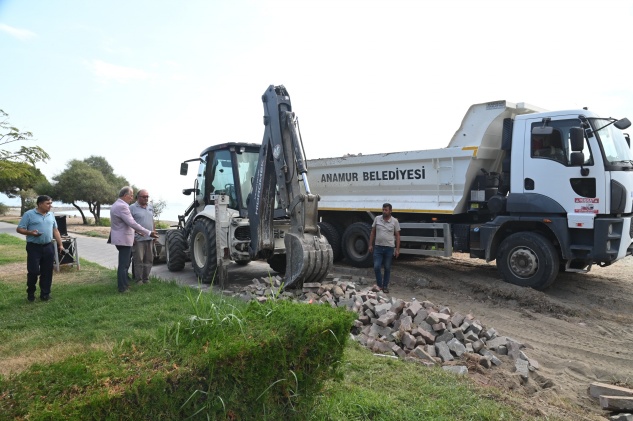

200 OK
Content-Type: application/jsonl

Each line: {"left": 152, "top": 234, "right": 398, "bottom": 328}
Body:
{"left": 308, "top": 100, "right": 633, "bottom": 290}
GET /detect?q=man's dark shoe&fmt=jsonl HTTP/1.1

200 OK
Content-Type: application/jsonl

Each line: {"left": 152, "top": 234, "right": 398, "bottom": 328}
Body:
{"left": 40, "top": 295, "right": 51, "bottom": 301}
{"left": 382, "top": 288, "right": 389, "bottom": 294}
{"left": 27, "top": 295, "right": 35, "bottom": 302}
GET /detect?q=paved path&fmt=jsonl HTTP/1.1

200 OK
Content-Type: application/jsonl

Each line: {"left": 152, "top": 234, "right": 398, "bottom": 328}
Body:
{"left": 0, "top": 221, "right": 276, "bottom": 293}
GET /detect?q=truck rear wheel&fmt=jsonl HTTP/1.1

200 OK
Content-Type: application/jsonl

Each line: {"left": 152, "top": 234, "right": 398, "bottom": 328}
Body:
{"left": 318, "top": 221, "right": 342, "bottom": 262}
{"left": 190, "top": 218, "right": 217, "bottom": 284}
{"left": 497, "top": 232, "right": 559, "bottom": 290}
{"left": 342, "top": 222, "right": 373, "bottom": 268}
{"left": 165, "top": 229, "right": 186, "bottom": 272}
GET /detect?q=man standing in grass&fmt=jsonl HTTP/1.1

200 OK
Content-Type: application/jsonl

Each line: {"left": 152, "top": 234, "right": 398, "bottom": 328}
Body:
{"left": 110, "top": 186, "right": 157, "bottom": 293}
{"left": 16, "top": 195, "right": 64, "bottom": 302}
{"left": 130, "top": 189, "right": 155, "bottom": 285}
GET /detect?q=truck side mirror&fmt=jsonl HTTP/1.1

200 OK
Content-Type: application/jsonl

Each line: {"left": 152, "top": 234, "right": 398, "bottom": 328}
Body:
{"left": 570, "top": 152, "right": 589, "bottom": 175}
{"left": 570, "top": 151, "right": 585, "bottom": 166}
{"left": 615, "top": 118, "right": 631, "bottom": 130}
{"left": 569, "top": 128, "right": 584, "bottom": 152}
{"left": 180, "top": 162, "right": 189, "bottom": 176}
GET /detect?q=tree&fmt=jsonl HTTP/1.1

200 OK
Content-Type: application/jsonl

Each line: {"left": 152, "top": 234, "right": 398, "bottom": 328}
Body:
{"left": 1, "top": 109, "right": 50, "bottom": 214}
{"left": 151, "top": 198, "right": 167, "bottom": 222}
{"left": 52, "top": 157, "right": 126, "bottom": 225}
{"left": 0, "top": 162, "right": 46, "bottom": 215}
{"left": 0, "top": 109, "right": 50, "bottom": 183}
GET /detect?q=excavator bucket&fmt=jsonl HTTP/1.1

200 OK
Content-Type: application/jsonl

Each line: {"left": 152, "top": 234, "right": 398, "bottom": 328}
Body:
{"left": 284, "top": 231, "right": 333, "bottom": 289}
{"left": 282, "top": 192, "right": 333, "bottom": 289}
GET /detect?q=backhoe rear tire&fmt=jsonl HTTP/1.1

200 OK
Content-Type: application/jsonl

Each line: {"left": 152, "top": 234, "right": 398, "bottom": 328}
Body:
{"left": 166, "top": 229, "right": 186, "bottom": 272}
{"left": 319, "top": 221, "right": 342, "bottom": 262}
{"left": 190, "top": 218, "right": 217, "bottom": 284}
{"left": 342, "top": 222, "right": 373, "bottom": 268}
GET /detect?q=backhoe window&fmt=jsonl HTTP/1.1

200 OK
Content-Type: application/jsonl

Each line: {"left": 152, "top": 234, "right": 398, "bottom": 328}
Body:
{"left": 236, "top": 151, "right": 260, "bottom": 208}
{"left": 210, "top": 150, "right": 238, "bottom": 208}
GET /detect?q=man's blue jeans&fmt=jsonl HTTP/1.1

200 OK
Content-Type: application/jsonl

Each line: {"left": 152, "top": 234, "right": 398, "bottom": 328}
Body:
{"left": 373, "top": 245, "right": 394, "bottom": 288}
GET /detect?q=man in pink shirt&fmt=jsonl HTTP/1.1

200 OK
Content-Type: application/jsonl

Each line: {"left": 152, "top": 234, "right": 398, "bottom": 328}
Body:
{"left": 109, "top": 186, "right": 158, "bottom": 293}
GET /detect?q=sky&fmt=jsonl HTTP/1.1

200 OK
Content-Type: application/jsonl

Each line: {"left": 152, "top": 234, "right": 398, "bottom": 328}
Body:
{"left": 1, "top": 0, "right": 632, "bottom": 221}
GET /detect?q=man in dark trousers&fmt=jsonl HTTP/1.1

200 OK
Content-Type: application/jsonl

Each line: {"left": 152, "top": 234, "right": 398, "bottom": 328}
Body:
{"left": 109, "top": 186, "right": 158, "bottom": 293}
{"left": 368, "top": 202, "right": 401, "bottom": 294}
{"left": 16, "top": 195, "right": 64, "bottom": 302}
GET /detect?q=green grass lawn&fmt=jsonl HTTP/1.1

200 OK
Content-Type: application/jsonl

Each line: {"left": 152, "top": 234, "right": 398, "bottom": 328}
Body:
{"left": 0, "top": 233, "right": 547, "bottom": 420}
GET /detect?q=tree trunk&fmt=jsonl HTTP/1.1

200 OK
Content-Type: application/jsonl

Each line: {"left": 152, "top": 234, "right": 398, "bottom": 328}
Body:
{"left": 72, "top": 202, "right": 88, "bottom": 224}
{"left": 87, "top": 200, "right": 101, "bottom": 226}
{"left": 20, "top": 196, "right": 27, "bottom": 216}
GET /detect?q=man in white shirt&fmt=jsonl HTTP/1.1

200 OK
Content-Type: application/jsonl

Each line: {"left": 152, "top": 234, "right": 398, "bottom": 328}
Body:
{"left": 368, "top": 203, "right": 401, "bottom": 294}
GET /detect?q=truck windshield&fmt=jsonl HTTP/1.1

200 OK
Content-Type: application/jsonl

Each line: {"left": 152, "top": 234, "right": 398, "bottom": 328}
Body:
{"left": 591, "top": 118, "right": 633, "bottom": 165}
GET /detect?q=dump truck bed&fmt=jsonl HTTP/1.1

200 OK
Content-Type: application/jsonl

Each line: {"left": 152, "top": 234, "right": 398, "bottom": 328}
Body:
{"left": 307, "top": 100, "right": 545, "bottom": 215}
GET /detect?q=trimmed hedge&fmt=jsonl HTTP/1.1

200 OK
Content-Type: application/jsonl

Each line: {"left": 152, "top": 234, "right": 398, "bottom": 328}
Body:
{"left": 1, "top": 298, "right": 356, "bottom": 420}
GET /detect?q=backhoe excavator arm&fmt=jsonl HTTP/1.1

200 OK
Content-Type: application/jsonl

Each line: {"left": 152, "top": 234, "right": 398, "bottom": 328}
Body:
{"left": 248, "top": 85, "right": 332, "bottom": 288}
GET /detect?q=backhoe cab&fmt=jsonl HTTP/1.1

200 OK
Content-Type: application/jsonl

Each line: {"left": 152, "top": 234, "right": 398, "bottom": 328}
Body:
{"left": 165, "top": 85, "right": 332, "bottom": 289}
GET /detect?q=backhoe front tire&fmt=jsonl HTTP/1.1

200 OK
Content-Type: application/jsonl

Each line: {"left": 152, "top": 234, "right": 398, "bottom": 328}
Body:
{"left": 342, "top": 222, "right": 373, "bottom": 268}
{"left": 190, "top": 218, "right": 217, "bottom": 284}
{"left": 166, "top": 229, "right": 186, "bottom": 272}
{"left": 497, "top": 232, "right": 559, "bottom": 290}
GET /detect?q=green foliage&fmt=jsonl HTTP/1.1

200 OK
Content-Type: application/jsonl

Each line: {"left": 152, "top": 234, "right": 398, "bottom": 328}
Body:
{"left": 0, "top": 202, "right": 8, "bottom": 216}
{"left": 155, "top": 221, "right": 170, "bottom": 229}
{"left": 97, "top": 217, "right": 110, "bottom": 227}
{"left": 0, "top": 109, "right": 50, "bottom": 183}
{"left": 52, "top": 156, "right": 128, "bottom": 225}
{"left": 0, "top": 162, "right": 46, "bottom": 198}
{"left": 151, "top": 198, "right": 167, "bottom": 221}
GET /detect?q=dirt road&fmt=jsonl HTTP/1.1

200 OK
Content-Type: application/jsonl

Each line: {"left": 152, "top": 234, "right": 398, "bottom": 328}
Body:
{"left": 374, "top": 253, "right": 633, "bottom": 420}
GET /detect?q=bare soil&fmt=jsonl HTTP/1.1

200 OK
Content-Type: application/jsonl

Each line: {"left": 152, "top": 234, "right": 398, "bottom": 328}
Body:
{"left": 361, "top": 253, "right": 633, "bottom": 420}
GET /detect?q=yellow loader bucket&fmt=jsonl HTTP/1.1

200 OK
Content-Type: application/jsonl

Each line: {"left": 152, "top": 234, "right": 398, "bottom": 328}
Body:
{"left": 283, "top": 232, "right": 333, "bottom": 289}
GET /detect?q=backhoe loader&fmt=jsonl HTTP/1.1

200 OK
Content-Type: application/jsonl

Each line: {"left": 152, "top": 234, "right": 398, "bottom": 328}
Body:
{"left": 164, "top": 85, "right": 333, "bottom": 289}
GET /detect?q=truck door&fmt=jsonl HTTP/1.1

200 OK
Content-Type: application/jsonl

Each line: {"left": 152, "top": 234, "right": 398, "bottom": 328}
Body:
{"left": 519, "top": 116, "right": 604, "bottom": 220}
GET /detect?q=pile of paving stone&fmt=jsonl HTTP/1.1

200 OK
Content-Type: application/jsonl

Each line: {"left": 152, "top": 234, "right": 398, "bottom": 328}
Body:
{"left": 228, "top": 273, "right": 539, "bottom": 378}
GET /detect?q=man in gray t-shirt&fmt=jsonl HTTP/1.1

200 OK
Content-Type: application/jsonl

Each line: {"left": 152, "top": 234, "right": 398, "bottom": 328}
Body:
{"left": 130, "top": 189, "right": 155, "bottom": 284}
{"left": 368, "top": 202, "right": 401, "bottom": 293}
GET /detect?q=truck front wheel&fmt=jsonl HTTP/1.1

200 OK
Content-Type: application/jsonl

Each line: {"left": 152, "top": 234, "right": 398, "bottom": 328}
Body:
{"left": 497, "top": 232, "right": 559, "bottom": 290}
{"left": 190, "top": 218, "right": 217, "bottom": 284}
{"left": 342, "top": 222, "right": 373, "bottom": 268}
{"left": 166, "top": 229, "right": 186, "bottom": 272}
